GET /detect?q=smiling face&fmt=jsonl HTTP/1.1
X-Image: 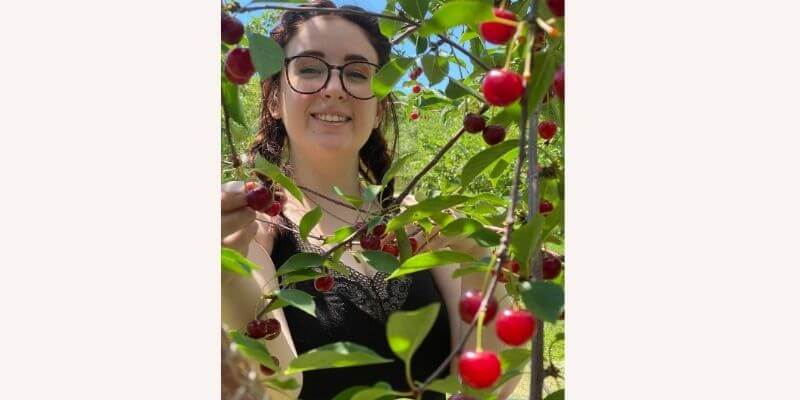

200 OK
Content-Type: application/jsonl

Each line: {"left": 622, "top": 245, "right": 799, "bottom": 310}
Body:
{"left": 269, "top": 16, "right": 382, "bottom": 158}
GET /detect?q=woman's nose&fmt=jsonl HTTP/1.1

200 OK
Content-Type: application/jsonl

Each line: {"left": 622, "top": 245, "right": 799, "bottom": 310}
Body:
{"left": 322, "top": 69, "right": 346, "bottom": 100}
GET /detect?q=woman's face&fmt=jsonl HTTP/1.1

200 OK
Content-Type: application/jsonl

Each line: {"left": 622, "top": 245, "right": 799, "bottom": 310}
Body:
{"left": 270, "top": 16, "right": 382, "bottom": 159}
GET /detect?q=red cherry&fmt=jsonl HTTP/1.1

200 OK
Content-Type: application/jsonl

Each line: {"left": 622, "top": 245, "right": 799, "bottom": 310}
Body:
{"left": 481, "top": 68, "right": 524, "bottom": 106}
{"left": 463, "top": 113, "right": 487, "bottom": 133}
{"left": 314, "top": 275, "right": 335, "bottom": 293}
{"left": 459, "top": 290, "right": 498, "bottom": 325}
{"left": 412, "top": 85, "right": 421, "bottom": 94}
{"left": 410, "top": 112, "right": 419, "bottom": 120}
{"left": 409, "top": 237, "right": 419, "bottom": 254}
{"left": 372, "top": 223, "right": 387, "bottom": 237}
{"left": 382, "top": 243, "right": 399, "bottom": 257}
{"left": 479, "top": 8, "right": 518, "bottom": 45}
{"left": 246, "top": 319, "right": 270, "bottom": 339}
{"left": 547, "top": 0, "right": 565, "bottom": 17}
{"left": 360, "top": 234, "right": 381, "bottom": 251}
{"left": 259, "top": 356, "right": 280, "bottom": 376}
{"left": 221, "top": 13, "right": 244, "bottom": 45}
{"left": 542, "top": 255, "right": 562, "bottom": 280}
{"left": 482, "top": 125, "right": 506, "bottom": 145}
{"left": 225, "top": 61, "right": 250, "bottom": 85}
{"left": 225, "top": 48, "right": 255, "bottom": 84}
{"left": 553, "top": 65, "right": 565, "bottom": 100}
{"left": 246, "top": 187, "right": 274, "bottom": 212}
{"left": 458, "top": 351, "right": 501, "bottom": 389}
{"left": 410, "top": 67, "right": 422, "bottom": 79}
{"left": 538, "top": 120, "right": 558, "bottom": 140}
{"left": 505, "top": 259, "right": 521, "bottom": 274}
{"left": 264, "top": 318, "right": 281, "bottom": 340}
{"left": 539, "top": 200, "right": 554, "bottom": 214}
{"left": 495, "top": 309, "right": 536, "bottom": 346}
{"left": 265, "top": 201, "right": 282, "bottom": 216}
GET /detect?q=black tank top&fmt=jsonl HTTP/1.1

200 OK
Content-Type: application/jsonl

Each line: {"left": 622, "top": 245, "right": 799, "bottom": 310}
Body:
{"left": 270, "top": 215, "right": 452, "bottom": 399}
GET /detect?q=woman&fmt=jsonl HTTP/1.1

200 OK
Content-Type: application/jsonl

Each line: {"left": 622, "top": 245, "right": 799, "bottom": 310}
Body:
{"left": 221, "top": 2, "right": 521, "bottom": 399}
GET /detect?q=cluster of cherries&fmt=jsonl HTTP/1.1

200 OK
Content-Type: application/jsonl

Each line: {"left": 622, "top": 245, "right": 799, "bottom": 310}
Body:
{"left": 245, "top": 182, "right": 284, "bottom": 217}
{"left": 221, "top": 13, "right": 256, "bottom": 85}
{"left": 358, "top": 222, "right": 419, "bottom": 257}
{"left": 408, "top": 67, "right": 424, "bottom": 120}
{"left": 244, "top": 316, "right": 283, "bottom": 375}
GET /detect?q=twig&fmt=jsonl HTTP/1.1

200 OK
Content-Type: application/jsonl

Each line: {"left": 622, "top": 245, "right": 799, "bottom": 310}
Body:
{"left": 255, "top": 217, "right": 327, "bottom": 242}
{"left": 436, "top": 34, "right": 492, "bottom": 72}
{"left": 297, "top": 185, "right": 361, "bottom": 211}
{"left": 223, "top": 107, "right": 241, "bottom": 169}
{"left": 391, "top": 24, "right": 420, "bottom": 46}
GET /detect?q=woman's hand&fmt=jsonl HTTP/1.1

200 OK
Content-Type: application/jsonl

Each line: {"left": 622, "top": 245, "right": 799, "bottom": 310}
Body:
{"left": 221, "top": 181, "right": 258, "bottom": 256}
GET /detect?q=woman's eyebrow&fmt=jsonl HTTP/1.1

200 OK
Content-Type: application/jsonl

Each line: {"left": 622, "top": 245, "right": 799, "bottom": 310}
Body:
{"left": 294, "top": 50, "right": 370, "bottom": 63}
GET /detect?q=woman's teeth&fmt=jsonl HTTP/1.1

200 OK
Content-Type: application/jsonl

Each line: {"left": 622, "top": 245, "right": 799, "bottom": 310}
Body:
{"left": 312, "top": 113, "right": 350, "bottom": 123}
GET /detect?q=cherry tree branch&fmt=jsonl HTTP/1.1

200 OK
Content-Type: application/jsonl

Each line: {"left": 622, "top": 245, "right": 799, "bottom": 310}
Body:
{"left": 238, "top": 3, "right": 413, "bottom": 24}
{"left": 436, "top": 34, "right": 492, "bottom": 72}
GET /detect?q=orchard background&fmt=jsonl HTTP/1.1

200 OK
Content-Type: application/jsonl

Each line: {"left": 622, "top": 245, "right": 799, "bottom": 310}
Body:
{"left": 221, "top": 1, "right": 565, "bottom": 399}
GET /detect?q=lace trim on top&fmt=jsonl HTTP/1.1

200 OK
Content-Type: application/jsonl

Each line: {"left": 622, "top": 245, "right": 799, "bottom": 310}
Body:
{"left": 278, "top": 215, "right": 412, "bottom": 323}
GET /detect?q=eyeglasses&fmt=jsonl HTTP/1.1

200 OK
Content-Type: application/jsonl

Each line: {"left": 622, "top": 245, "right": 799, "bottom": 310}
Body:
{"left": 283, "top": 55, "right": 380, "bottom": 100}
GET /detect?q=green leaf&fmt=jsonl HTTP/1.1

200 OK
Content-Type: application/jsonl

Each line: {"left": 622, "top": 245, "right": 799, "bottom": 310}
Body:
{"left": 372, "top": 57, "right": 414, "bottom": 100}
{"left": 418, "top": 1, "right": 494, "bottom": 36}
{"left": 425, "top": 374, "right": 460, "bottom": 395}
{"left": 451, "top": 263, "right": 491, "bottom": 279}
{"left": 414, "top": 35, "right": 428, "bottom": 54}
{"left": 221, "top": 247, "right": 261, "bottom": 277}
{"left": 460, "top": 139, "right": 519, "bottom": 188}
{"left": 299, "top": 206, "right": 322, "bottom": 242}
{"left": 388, "top": 251, "right": 475, "bottom": 279}
{"left": 252, "top": 155, "right": 303, "bottom": 202}
{"left": 499, "top": 348, "right": 531, "bottom": 372}
{"left": 520, "top": 281, "right": 564, "bottom": 322}
{"left": 221, "top": 79, "right": 247, "bottom": 127}
{"left": 276, "top": 253, "right": 324, "bottom": 276}
{"left": 325, "top": 225, "right": 357, "bottom": 245}
{"left": 274, "top": 288, "right": 316, "bottom": 317}
{"left": 228, "top": 330, "right": 274, "bottom": 367}
{"left": 352, "top": 387, "right": 398, "bottom": 400}
{"left": 265, "top": 377, "right": 299, "bottom": 391}
{"left": 280, "top": 269, "right": 327, "bottom": 286}
{"left": 386, "top": 303, "right": 440, "bottom": 363}
{"left": 441, "top": 218, "right": 484, "bottom": 237}
{"left": 545, "top": 389, "right": 565, "bottom": 400}
{"left": 419, "top": 93, "right": 453, "bottom": 107}
{"left": 398, "top": 0, "right": 430, "bottom": 20}
{"left": 386, "top": 195, "right": 470, "bottom": 232}
{"left": 284, "top": 342, "right": 393, "bottom": 375}
{"left": 363, "top": 184, "right": 384, "bottom": 204}
{"left": 245, "top": 30, "right": 285, "bottom": 79}
{"left": 421, "top": 54, "right": 449, "bottom": 85}
{"left": 510, "top": 215, "right": 545, "bottom": 269}
{"left": 489, "top": 103, "right": 522, "bottom": 127}
{"left": 334, "top": 186, "right": 364, "bottom": 208}
{"left": 527, "top": 46, "right": 559, "bottom": 111}
{"left": 361, "top": 250, "right": 401, "bottom": 274}
{"left": 379, "top": 6, "right": 403, "bottom": 38}
{"left": 261, "top": 297, "right": 289, "bottom": 315}
{"left": 333, "top": 386, "right": 371, "bottom": 400}
{"left": 469, "top": 227, "right": 500, "bottom": 247}
{"left": 444, "top": 78, "right": 475, "bottom": 100}
{"left": 382, "top": 154, "right": 413, "bottom": 186}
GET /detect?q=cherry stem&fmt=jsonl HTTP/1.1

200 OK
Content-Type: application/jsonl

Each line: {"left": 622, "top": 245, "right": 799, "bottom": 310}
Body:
{"left": 297, "top": 184, "right": 361, "bottom": 211}
{"left": 255, "top": 217, "right": 326, "bottom": 241}
{"left": 222, "top": 107, "right": 241, "bottom": 169}
{"left": 391, "top": 24, "right": 419, "bottom": 46}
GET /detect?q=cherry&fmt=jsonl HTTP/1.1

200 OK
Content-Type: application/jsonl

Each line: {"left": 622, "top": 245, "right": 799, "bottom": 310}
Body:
{"left": 246, "top": 319, "right": 270, "bottom": 339}
{"left": 542, "top": 254, "right": 562, "bottom": 280}
{"left": 479, "top": 8, "right": 518, "bottom": 45}
{"left": 410, "top": 111, "right": 419, "bottom": 120}
{"left": 221, "top": 13, "right": 244, "bottom": 45}
{"left": 382, "top": 243, "right": 399, "bottom": 257}
{"left": 463, "top": 113, "right": 487, "bottom": 133}
{"left": 495, "top": 309, "right": 536, "bottom": 346}
{"left": 539, "top": 200, "right": 553, "bottom": 214}
{"left": 259, "top": 356, "right": 280, "bottom": 376}
{"left": 225, "top": 62, "right": 250, "bottom": 85}
{"left": 412, "top": 84, "right": 421, "bottom": 94}
{"left": 505, "top": 259, "right": 521, "bottom": 274}
{"left": 448, "top": 395, "right": 476, "bottom": 400}
{"left": 314, "top": 275, "right": 335, "bottom": 293}
{"left": 372, "top": 223, "right": 387, "bottom": 237}
{"left": 481, "top": 68, "right": 524, "bottom": 106}
{"left": 264, "top": 318, "right": 281, "bottom": 340}
{"left": 553, "top": 65, "right": 565, "bottom": 100}
{"left": 360, "top": 234, "right": 381, "bottom": 251}
{"left": 547, "top": 0, "right": 565, "bottom": 17}
{"left": 482, "top": 125, "right": 506, "bottom": 145}
{"left": 246, "top": 187, "right": 274, "bottom": 212}
{"left": 225, "top": 48, "right": 255, "bottom": 85}
{"left": 459, "top": 290, "right": 498, "bottom": 325}
{"left": 538, "top": 120, "right": 558, "bottom": 140}
{"left": 458, "top": 350, "right": 501, "bottom": 389}
{"left": 409, "top": 237, "right": 419, "bottom": 254}
{"left": 410, "top": 67, "right": 423, "bottom": 80}
{"left": 265, "top": 201, "right": 282, "bottom": 217}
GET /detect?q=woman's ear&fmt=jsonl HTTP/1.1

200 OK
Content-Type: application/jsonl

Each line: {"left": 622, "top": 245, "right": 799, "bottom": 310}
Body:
{"left": 374, "top": 101, "right": 384, "bottom": 129}
{"left": 264, "top": 81, "right": 282, "bottom": 120}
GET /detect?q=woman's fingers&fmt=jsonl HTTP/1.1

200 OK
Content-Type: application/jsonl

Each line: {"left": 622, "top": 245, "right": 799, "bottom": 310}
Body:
{"left": 222, "top": 220, "right": 259, "bottom": 253}
{"left": 222, "top": 207, "right": 257, "bottom": 238}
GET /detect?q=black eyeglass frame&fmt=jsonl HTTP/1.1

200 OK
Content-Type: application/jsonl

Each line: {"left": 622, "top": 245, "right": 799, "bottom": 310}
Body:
{"left": 283, "top": 55, "right": 381, "bottom": 100}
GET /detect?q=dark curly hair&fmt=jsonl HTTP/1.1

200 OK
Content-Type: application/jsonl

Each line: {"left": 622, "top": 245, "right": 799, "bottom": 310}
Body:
{"left": 248, "top": 0, "right": 399, "bottom": 210}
